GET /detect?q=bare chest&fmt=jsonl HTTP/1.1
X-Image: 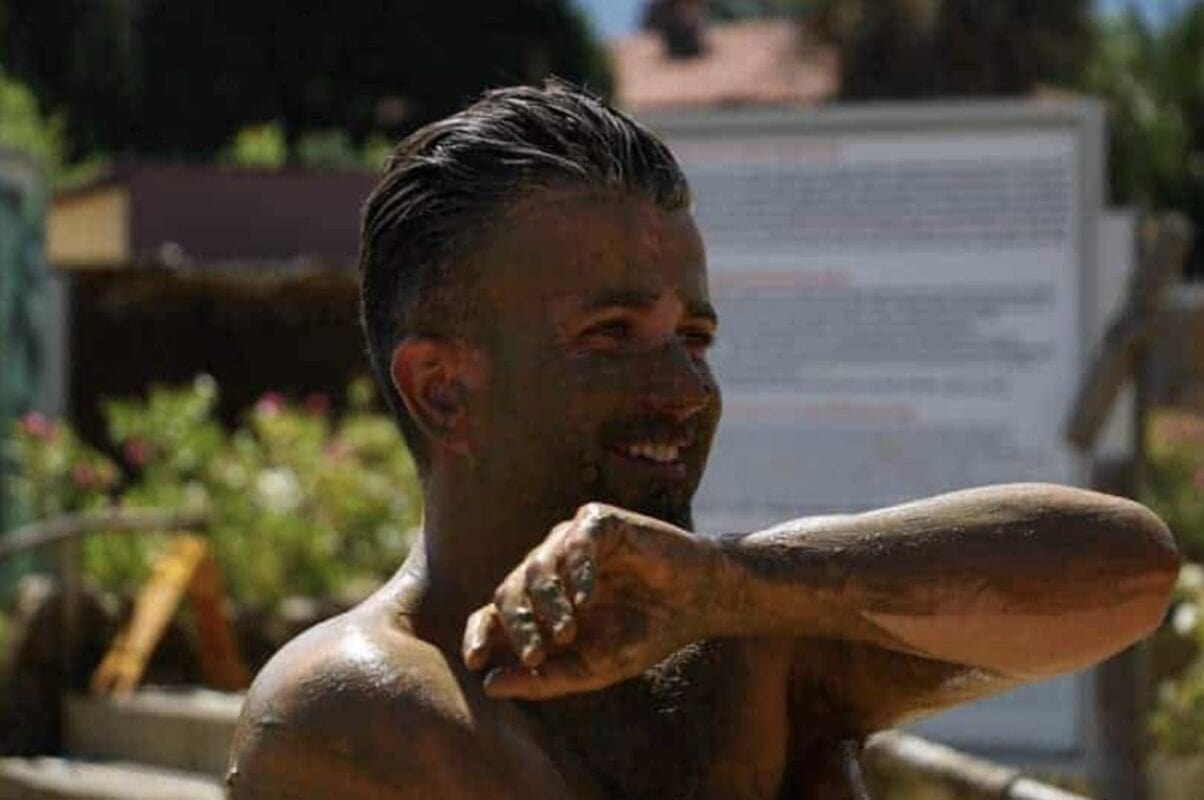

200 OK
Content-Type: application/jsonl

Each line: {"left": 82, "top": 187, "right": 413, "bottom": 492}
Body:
{"left": 519, "top": 639, "right": 804, "bottom": 800}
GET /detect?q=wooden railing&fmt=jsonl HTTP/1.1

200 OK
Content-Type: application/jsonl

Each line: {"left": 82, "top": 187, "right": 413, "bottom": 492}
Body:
{"left": 865, "top": 730, "right": 1090, "bottom": 799}
{"left": 0, "top": 508, "right": 210, "bottom": 688}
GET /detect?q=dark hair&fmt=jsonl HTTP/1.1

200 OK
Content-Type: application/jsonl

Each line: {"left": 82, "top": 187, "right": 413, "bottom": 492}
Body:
{"left": 358, "top": 80, "right": 691, "bottom": 469}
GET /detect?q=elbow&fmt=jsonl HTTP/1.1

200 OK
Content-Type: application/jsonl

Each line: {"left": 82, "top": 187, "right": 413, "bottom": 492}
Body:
{"left": 1123, "top": 498, "right": 1179, "bottom": 588}
{"left": 1010, "top": 499, "right": 1180, "bottom": 681}
{"left": 1107, "top": 498, "right": 1180, "bottom": 641}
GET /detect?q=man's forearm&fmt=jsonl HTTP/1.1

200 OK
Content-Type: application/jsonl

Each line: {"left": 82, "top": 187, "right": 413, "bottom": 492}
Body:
{"left": 710, "top": 483, "right": 1179, "bottom": 679}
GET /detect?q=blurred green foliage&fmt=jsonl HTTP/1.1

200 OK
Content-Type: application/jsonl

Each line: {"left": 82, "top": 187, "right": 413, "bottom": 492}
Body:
{"left": 1151, "top": 563, "right": 1204, "bottom": 754}
{"left": 0, "top": 0, "right": 613, "bottom": 164}
{"left": 703, "top": 0, "right": 1094, "bottom": 97}
{"left": 1146, "top": 410, "right": 1204, "bottom": 754}
{"left": 220, "top": 123, "right": 289, "bottom": 169}
{"left": 1145, "top": 410, "right": 1204, "bottom": 559}
{"left": 7, "top": 376, "right": 421, "bottom": 609}
{"left": 0, "top": 69, "right": 65, "bottom": 169}
{"left": 1081, "top": 4, "right": 1204, "bottom": 275}
{"left": 0, "top": 68, "right": 109, "bottom": 187}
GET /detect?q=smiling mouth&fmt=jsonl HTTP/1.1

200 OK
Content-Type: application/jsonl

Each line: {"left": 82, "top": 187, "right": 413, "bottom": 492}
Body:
{"left": 615, "top": 441, "right": 683, "bottom": 464}
{"left": 605, "top": 437, "right": 695, "bottom": 482}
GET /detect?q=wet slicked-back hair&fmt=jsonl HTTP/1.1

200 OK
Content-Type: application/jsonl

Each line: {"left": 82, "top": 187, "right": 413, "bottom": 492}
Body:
{"left": 359, "top": 80, "right": 692, "bottom": 469}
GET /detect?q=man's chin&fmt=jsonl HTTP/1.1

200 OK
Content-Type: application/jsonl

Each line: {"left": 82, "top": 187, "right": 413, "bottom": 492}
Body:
{"left": 605, "top": 484, "right": 695, "bottom": 530}
{"left": 575, "top": 454, "right": 702, "bottom": 529}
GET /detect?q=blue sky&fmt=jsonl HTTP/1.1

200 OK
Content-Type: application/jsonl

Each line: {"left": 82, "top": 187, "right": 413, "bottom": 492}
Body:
{"left": 571, "top": 0, "right": 1184, "bottom": 41}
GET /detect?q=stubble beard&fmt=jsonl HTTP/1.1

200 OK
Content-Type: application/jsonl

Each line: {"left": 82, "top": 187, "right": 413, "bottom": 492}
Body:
{"left": 580, "top": 461, "right": 697, "bottom": 531}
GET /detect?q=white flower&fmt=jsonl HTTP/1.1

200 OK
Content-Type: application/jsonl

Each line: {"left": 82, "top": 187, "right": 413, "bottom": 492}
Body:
{"left": 1172, "top": 602, "right": 1200, "bottom": 636}
{"left": 221, "top": 462, "right": 248, "bottom": 490}
{"left": 193, "top": 373, "right": 217, "bottom": 401}
{"left": 182, "top": 481, "right": 210, "bottom": 512}
{"left": 1158, "top": 679, "right": 1177, "bottom": 707}
{"left": 1179, "top": 563, "right": 1204, "bottom": 593}
{"left": 255, "top": 467, "right": 303, "bottom": 514}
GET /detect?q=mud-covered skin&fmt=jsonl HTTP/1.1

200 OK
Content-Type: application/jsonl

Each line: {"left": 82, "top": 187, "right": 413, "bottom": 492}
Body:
{"left": 227, "top": 189, "right": 1179, "bottom": 799}
{"left": 468, "top": 487, "right": 1177, "bottom": 702}
{"left": 229, "top": 571, "right": 1004, "bottom": 800}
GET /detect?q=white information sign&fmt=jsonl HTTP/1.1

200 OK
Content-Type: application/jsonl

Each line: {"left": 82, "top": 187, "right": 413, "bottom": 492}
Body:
{"left": 650, "top": 103, "right": 1105, "bottom": 762}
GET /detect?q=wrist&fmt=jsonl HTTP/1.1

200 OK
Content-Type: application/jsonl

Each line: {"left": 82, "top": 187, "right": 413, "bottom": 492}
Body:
{"left": 699, "top": 534, "right": 752, "bottom": 637}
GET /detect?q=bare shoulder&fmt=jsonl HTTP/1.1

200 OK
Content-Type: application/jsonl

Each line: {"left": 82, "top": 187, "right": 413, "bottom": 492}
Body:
{"left": 226, "top": 607, "right": 562, "bottom": 799}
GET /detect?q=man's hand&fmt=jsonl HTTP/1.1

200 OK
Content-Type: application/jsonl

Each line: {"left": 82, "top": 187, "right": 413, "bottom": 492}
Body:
{"left": 462, "top": 503, "right": 723, "bottom": 700}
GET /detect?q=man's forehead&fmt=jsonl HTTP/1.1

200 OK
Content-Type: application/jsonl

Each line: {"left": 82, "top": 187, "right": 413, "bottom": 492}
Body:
{"left": 477, "top": 187, "right": 709, "bottom": 308}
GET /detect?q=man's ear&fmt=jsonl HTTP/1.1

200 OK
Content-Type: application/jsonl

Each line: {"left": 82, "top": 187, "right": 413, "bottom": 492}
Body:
{"left": 390, "top": 337, "right": 485, "bottom": 456}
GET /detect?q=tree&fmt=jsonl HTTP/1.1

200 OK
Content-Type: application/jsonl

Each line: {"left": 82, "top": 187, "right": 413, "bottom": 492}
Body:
{"left": 0, "top": 0, "right": 136, "bottom": 160}
{"left": 0, "top": 70, "right": 66, "bottom": 169}
{"left": 0, "top": 0, "right": 614, "bottom": 162}
{"left": 1080, "top": 5, "right": 1204, "bottom": 277}
{"left": 702, "top": 0, "right": 1094, "bottom": 99}
{"left": 810, "top": 0, "right": 1093, "bottom": 100}
{"left": 932, "top": 0, "right": 1092, "bottom": 96}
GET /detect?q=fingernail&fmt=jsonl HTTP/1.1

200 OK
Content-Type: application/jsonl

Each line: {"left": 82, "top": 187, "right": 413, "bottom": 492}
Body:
{"left": 571, "top": 560, "right": 595, "bottom": 603}
{"left": 552, "top": 620, "right": 574, "bottom": 644}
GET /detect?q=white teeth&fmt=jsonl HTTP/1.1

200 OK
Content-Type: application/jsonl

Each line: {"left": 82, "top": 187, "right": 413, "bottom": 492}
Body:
{"left": 623, "top": 442, "right": 680, "bottom": 463}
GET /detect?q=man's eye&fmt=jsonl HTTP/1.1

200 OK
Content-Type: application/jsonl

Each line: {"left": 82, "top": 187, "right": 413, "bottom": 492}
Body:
{"left": 679, "top": 329, "right": 715, "bottom": 351}
{"left": 582, "top": 319, "right": 632, "bottom": 341}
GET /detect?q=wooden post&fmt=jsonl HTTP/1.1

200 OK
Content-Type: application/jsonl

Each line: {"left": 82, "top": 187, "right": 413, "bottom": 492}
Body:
{"left": 186, "top": 546, "right": 252, "bottom": 690}
{"left": 90, "top": 534, "right": 250, "bottom": 696}
{"left": 1064, "top": 213, "right": 1193, "bottom": 800}
{"left": 56, "top": 535, "right": 82, "bottom": 742}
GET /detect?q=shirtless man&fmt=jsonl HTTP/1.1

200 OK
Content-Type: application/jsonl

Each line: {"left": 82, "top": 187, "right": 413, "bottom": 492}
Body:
{"left": 226, "top": 82, "right": 1179, "bottom": 799}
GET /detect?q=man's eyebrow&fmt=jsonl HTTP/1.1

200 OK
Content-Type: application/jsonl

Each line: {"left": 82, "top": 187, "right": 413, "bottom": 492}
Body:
{"left": 580, "top": 289, "right": 661, "bottom": 312}
{"left": 580, "top": 290, "right": 719, "bottom": 325}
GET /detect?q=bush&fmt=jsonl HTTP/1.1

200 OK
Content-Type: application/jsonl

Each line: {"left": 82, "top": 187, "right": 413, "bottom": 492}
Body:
{"left": 1151, "top": 563, "right": 1204, "bottom": 755}
{"left": 1145, "top": 410, "right": 1204, "bottom": 559}
{"left": 6, "top": 375, "right": 421, "bottom": 610}
{"left": 1146, "top": 409, "right": 1204, "bottom": 755}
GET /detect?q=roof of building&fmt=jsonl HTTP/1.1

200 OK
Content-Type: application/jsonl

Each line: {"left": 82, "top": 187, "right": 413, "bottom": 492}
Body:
{"left": 51, "top": 161, "right": 377, "bottom": 270}
{"left": 609, "top": 19, "right": 839, "bottom": 113}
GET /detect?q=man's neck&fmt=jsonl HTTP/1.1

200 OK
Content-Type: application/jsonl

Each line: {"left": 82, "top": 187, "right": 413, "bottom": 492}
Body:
{"left": 397, "top": 469, "right": 575, "bottom": 654}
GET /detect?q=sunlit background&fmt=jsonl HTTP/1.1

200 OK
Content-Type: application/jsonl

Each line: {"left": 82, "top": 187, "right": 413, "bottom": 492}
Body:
{"left": 1, "top": 2, "right": 1202, "bottom": 798}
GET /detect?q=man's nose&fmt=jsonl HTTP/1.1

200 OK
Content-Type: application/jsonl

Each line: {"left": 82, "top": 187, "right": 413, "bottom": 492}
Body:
{"left": 639, "top": 342, "right": 713, "bottom": 422}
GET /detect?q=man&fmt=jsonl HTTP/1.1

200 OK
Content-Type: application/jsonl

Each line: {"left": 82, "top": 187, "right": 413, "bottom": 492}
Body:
{"left": 227, "top": 82, "right": 1178, "bottom": 799}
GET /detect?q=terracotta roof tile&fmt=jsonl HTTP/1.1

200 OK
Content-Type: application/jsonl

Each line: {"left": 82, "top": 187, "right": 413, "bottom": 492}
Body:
{"left": 610, "top": 19, "right": 838, "bottom": 112}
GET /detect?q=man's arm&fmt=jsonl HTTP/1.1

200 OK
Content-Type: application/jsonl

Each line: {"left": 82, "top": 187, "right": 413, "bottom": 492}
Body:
{"left": 466, "top": 483, "right": 1178, "bottom": 709}
{"left": 715, "top": 483, "right": 1178, "bottom": 680}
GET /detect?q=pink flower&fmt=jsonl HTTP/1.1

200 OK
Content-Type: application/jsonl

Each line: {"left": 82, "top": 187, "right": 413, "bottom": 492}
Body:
{"left": 20, "top": 412, "right": 51, "bottom": 440}
{"left": 256, "top": 391, "right": 286, "bottom": 417}
{"left": 123, "top": 439, "right": 151, "bottom": 467}
{"left": 72, "top": 462, "right": 98, "bottom": 490}
{"left": 304, "top": 393, "right": 330, "bottom": 416}
{"left": 1154, "top": 411, "right": 1204, "bottom": 447}
{"left": 322, "top": 440, "right": 350, "bottom": 460}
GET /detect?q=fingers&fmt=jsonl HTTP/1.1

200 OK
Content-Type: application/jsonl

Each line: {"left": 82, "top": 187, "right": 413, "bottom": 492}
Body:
{"left": 483, "top": 651, "right": 607, "bottom": 700}
{"left": 528, "top": 570, "right": 576, "bottom": 646}
{"left": 463, "top": 509, "right": 615, "bottom": 675}
{"left": 496, "top": 577, "right": 546, "bottom": 668}
{"left": 462, "top": 605, "right": 506, "bottom": 672}
{"left": 565, "top": 542, "right": 596, "bottom": 607}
